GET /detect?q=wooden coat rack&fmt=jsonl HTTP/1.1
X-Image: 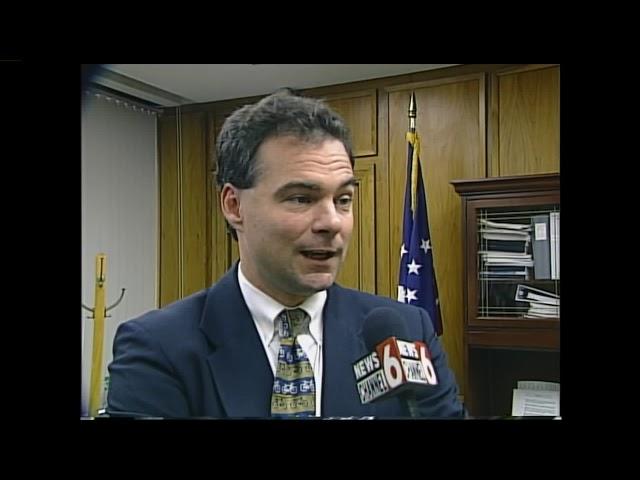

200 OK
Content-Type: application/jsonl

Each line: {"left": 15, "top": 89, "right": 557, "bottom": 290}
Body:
{"left": 82, "top": 253, "right": 126, "bottom": 417}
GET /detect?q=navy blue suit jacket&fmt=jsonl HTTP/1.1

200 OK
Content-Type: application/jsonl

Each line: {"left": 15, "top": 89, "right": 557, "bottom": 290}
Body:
{"left": 107, "top": 265, "right": 464, "bottom": 418}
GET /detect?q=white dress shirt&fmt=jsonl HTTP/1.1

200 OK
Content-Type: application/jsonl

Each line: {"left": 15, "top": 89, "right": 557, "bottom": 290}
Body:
{"left": 237, "top": 263, "right": 325, "bottom": 416}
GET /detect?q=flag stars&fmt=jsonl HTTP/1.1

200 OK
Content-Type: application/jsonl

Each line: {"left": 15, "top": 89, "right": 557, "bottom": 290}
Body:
{"left": 400, "top": 243, "right": 408, "bottom": 259}
{"left": 405, "top": 289, "right": 418, "bottom": 303}
{"left": 397, "top": 286, "right": 406, "bottom": 302}
{"left": 420, "top": 238, "right": 431, "bottom": 254}
{"left": 407, "top": 259, "right": 423, "bottom": 275}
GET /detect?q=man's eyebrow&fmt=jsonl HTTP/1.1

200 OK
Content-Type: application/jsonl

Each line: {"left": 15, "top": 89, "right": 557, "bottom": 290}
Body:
{"left": 341, "top": 177, "right": 358, "bottom": 189}
{"left": 275, "top": 177, "right": 357, "bottom": 196}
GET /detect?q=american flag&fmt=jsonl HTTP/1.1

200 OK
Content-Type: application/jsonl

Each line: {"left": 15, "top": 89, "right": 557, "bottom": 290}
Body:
{"left": 397, "top": 131, "right": 443, "bottom": 336}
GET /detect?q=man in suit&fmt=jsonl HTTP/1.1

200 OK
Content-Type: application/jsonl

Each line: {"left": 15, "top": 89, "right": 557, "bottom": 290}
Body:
{"left": 107, "top": 90, "right": 465, "bottom": 418}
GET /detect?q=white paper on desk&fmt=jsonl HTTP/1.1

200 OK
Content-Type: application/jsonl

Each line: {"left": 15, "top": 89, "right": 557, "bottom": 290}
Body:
{"left": 517, "top": 380, "right": 560, "bottom": 391}
{"left": 512, "top": 389, "right": 560, "bottom": 416}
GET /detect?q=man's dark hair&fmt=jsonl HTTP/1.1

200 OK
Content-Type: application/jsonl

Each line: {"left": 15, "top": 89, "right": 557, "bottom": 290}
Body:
{"left": 216, "top": 89, "right": 354, "bottom": 239}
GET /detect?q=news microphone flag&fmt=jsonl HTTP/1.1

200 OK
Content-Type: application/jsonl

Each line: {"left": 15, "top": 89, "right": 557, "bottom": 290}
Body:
{"left": 353, "top": 337, "right": 439, "bottom": 405}
{"left": 354, "top": 307, "right": 440, "bottom": 411}
{"left": 397, "top": 131, "right": 443, "bottom": 336}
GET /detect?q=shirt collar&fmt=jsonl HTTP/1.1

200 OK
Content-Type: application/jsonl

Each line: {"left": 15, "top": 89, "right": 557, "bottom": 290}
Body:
{"left": 237, "top": 262, "right": 325, "bottom": 345}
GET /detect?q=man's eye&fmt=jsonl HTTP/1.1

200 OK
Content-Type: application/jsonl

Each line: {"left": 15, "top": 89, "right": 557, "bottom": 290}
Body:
{"left": 336, "top": 195, "right": 353, "bottom": 207}
{"left": 288, "top": 196, "right": 312, "bottom": 204}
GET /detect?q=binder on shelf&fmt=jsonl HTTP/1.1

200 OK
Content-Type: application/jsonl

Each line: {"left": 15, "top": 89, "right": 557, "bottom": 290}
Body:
{"left": 480, "top": 218, "right": 531, "bottom": 231}
{"left": 550, "top": 211, "right": 560, "bottom": 279}
{"left": 515, "top": 284, "right": 560, "bottom": 318}
{"left": 531, "top": 214, "right": 551, "bottom": 279}
{"left": 485, "top": 239, "right": 529, "bottom": 253}
{"left": 515, "top": 283, "right": 559, "bottom": 301}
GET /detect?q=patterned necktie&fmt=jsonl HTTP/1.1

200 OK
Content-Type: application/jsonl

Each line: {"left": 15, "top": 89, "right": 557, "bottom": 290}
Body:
{"left": 271, "top": 308, "right": 316, "bottom": 418}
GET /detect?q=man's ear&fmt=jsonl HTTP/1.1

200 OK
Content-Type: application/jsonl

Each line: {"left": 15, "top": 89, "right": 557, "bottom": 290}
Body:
{"left": 220, "top": 184, "right": 243, "bottom": 232}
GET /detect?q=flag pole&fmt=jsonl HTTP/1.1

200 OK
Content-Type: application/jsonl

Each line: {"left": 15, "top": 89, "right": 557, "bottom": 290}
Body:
{"left": 408, "top": 92, "right": 416, "bottom": 133}
{"left": 408, "top": 93, "right": 420, "bottom": 213}
{"left": 399, "top": 92, "right": 443, "bottom": 335}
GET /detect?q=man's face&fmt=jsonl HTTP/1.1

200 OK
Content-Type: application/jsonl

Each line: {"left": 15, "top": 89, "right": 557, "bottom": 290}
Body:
{"left": 223, "top": 135, "right": 355, "bottom": 306}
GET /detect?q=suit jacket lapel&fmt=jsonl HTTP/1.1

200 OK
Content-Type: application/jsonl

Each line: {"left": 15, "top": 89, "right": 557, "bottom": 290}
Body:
{"left": 322, "top": 285, "right": 375, "bottom": 417}
{"left": 200, "top": 270, "right": 376, "bottom": 418}
{"left": 200, "top": 265, "right": 273, "bottom": 417}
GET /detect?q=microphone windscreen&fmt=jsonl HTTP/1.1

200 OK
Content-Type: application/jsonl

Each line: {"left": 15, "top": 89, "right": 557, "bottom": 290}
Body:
{"left": 362, "top": 307, "right": 410, "bottom": 351}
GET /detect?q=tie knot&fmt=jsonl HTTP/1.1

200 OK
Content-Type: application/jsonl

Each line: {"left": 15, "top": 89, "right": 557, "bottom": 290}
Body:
{"left": 278, "top": 308, "right": 310, "bottom": 338}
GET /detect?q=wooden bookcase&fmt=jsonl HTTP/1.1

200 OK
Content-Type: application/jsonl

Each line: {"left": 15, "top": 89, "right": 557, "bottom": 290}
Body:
{"left": 451, "top": 174, "right": 560, "bottom": 417}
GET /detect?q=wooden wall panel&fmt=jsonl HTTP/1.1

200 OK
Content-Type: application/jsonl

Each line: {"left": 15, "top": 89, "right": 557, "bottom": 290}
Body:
{"left": 387, "top": 75, "right": 485, "bottom": 390}
{"left": 324, "top": 89, "right": 377, "bottom": 157}
{"left": 336, "top": 161, "right": 375, "bottom": 293}
{"left": 491, "top": 65, "right": 560, "bottom": 176}
{"left": 158, "top": 114, "right": 180, "bottom": 306}
{"left": 181, "top": 112, "right": 208, "bottom": 296}
{"left": 158, "top": 112, "right": 208, "bottom": 305}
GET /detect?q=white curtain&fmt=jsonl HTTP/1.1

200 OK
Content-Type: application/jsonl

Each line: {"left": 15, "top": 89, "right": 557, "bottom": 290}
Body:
{"left": 81, "top": 91, "right": 158, "bottom": 416}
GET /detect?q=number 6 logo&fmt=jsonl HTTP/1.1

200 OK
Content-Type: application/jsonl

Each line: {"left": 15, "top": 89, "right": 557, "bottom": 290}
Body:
{"left": 419, "top": 344, "right": 438, "bottom": 385}
{"left": 383, "top": 343, "right": 403, "bottom": 388}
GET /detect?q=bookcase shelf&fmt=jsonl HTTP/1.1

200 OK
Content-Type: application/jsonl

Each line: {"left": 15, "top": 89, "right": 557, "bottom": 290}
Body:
{"left": 451, "top": 173, "right": 560, "bottom": 417}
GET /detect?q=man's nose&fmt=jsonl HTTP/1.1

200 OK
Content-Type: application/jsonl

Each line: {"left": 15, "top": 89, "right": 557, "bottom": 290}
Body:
{"left": 311, "top": 199, "right": 344, "bottom": 235}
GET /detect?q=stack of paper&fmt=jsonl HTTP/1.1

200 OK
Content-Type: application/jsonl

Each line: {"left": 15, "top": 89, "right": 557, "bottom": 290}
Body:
{"left": 512, "top": 380, "right": 560, "bottom": 416}
{"left": 515, "top": 284, "right": 559, "bottom": 318}
{"left": 479, "top": 220, "right": 533, "bottom": 276}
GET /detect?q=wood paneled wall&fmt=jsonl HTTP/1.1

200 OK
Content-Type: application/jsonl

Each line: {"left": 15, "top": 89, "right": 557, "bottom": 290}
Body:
{"left": 158, "top": 111, "right": 209, "bottom": 305}
{"left": 324, "top": 89, "right": 378, "bottom": 157}
{"left": 158, "top": 114, "right": 180, "bottom": 305}
{"left": 335, "top": 161, "right": 376, "bottom": 293}
{"left": 156, "top": 64, "right": 560, "bottom": 393}
{"left": 490, "top": 65, "right": 560, "bottom": 176}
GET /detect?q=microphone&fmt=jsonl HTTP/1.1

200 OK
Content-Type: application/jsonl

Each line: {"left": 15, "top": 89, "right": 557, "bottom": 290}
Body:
{"left": 352, "top": 307, "right": 438, "bottom": 417}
